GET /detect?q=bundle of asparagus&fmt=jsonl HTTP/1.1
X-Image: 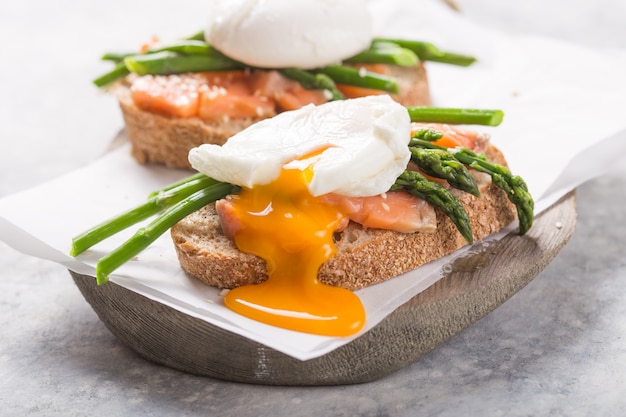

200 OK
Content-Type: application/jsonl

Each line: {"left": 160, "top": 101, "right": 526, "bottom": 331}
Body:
{"left": 70, "top": 107, "right": 533, "bottom": 285}
{"left": 94, "top": 31, "right": 476, "bottom": 97}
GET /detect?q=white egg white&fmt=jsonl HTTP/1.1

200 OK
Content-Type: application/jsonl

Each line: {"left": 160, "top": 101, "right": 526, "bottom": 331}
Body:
{"left": 189, "top": 95, "right": 411, "bottom": 197}
{"left": 205, "top": 0, "right": 373, "bottom": 69}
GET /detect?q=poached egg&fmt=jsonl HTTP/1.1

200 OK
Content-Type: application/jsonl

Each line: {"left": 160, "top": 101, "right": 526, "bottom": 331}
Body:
{"left": 189, "top": 95, "right": 411, "bottom": 336}
{"left": 189, "top": 95, "right": 411, "bottom": 197}
{"left": 204, "top": 0, "right": 374, "bottom": 69}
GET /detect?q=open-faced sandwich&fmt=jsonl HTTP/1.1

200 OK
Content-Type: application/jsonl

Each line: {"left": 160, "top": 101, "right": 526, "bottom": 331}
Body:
{"left": 71, "top": 95, "right": 534, "bottom": 337}
{"left": 95, "top": 0, "right": 476, "bottom": 168}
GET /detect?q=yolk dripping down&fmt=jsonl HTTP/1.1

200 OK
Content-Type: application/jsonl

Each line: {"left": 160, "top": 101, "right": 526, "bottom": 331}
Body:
{"left": 223, "top": 156, "right": 366, "bottom": 337}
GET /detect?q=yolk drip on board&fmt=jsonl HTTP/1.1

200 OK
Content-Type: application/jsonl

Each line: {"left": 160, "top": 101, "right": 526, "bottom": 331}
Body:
{"left": 223, "top": 152, "right": 365, "bottom": 337}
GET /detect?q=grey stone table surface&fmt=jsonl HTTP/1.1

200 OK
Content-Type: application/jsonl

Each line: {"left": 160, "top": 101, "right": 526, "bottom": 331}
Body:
{"left": 1, "top": 0, "right": 625, "bottom": 416}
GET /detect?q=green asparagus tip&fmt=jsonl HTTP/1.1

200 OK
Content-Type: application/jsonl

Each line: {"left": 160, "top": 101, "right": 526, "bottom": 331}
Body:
{"left": 93, "top": 62, "right": 130, "bottom": 87}
{"left": 412, "top": 128, "right": 444, "bottom": 142}
{"left": 373, "top": 38, "right": 477, "bottom": 67}
{"left": 100, "top": 52, "right": 132, "bottom": 62}
{"left": 428, "top": 52, "right": 477, "bottom": 67}
{"left": 185, "top": 30, "right": 206, "bottom": 41}
{"left": 344, "top": 40, "right": 419, "bottom": 67}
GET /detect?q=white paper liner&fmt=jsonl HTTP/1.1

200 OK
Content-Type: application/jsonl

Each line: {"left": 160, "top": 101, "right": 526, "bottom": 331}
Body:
{"left": 2, "top": 0, "right": 626, "bottom": 360}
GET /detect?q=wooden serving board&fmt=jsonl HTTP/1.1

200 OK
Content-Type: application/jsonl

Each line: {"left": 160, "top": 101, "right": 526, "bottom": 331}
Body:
{"left": 69, "top": 191, "right": 576, "bottom": 386}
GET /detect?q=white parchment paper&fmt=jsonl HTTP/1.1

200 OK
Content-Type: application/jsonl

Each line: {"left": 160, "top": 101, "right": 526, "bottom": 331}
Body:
{"left": 2, "top": 0, "right": 626, "bottom": 360}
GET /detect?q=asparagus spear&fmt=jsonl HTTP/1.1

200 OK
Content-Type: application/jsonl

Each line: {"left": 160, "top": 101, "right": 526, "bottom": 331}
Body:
{"left": 316, "top": 65, "right": 400, "bottom": 94}
{"left": 425, "top": 51, "right": 477, "bottom": 67}
{"left": 279, "top": 68, "right": 345, "bottom": 101}
{"left": 100, "top": 52, "right": 131, "bottom": 63}
{"left": 99, "top": 32, "right": 209, "bottom": 62}
{"left": 344, "top": 40, "right": 419, "bottom": 66}
{"left": 412, "top": 127, "right": 445, "bottom": 141}
{"left": 94, "top": 32, "right": 475, "bottom": 91}
{"left": 94, "top": 30, "right": 241, "bottom": 86}
{"left": 124, "top": 50, "right": 243, "bottom": 76}
{"left": 375, "top": 38, "right": 477, "bottom": 66}
{"left": 391, "top": 170, "right": 473, "bottom": 244}
{"left": 95, "top": 50, "right": 399, "bottom": 94}
{"left": 93, "top": 62, "right": 131, "bottom": 88}
{"left": 148, "top": 40, "right": 213, "bottom": 55}
{"left": 409, "top": 137, "right": 534, "bottom": 235}
{"left": 183, "top": 30, "right": 206, "bottom": 41}
{"left": 95, "top": 47, "right": 240, "bottom": 87}
{"left": 410, "top": 127, "right": 479, "bottom": 195}
{"left": 409, "top": 147, "right": 480, "bottom": 196}
{"left": 95, "top": 181, "right": 236, "bottom": 285}
{"left": 147, "top": 172, "right": 207, "bottom": 198}
{"left": 407, "top": 107, "right": 504, "bottom": 126}
{"left": 453, "top": 149, "right": 534, "bottom": 235}
{"left": 71, "top": 174, "right": 220, "bottom": 257}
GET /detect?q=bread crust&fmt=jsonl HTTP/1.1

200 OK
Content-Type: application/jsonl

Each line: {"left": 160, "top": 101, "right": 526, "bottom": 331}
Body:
{"left": 170, "top": 144, "right": 517, "bottom": 291}
{"left": 117, "top": 90, "right": 266, "bottom": 168}
{"left": 116, "top": 63, "right": 431, "bottom": 169}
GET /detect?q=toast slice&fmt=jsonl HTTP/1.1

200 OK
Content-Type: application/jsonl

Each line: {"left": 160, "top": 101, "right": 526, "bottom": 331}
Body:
{"left": 116, "top": 63, "right": 431, "bottom": 169}
{"left": 170, "top": 142, "right": 517, "bottom": 291}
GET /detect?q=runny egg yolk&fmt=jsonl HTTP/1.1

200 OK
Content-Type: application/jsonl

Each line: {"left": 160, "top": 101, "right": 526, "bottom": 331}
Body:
{"left": 223, "top": 157, "right": 366, "bottom": 337}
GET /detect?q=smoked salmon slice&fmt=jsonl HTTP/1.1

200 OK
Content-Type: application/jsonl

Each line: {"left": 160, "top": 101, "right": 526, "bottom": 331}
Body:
{"left": 250, "top": 70, "right": 328, "bottom": 111}
{"left": 198, "top": 85, "right": 276, "bottom": 121}
{"left": 130, "top": 74, "right": 203, "bottom": 118}
{"left": 322, "top": 190, "right": 436, "bottom": 233}
{"left": 216, "top": 189, "right": 437, "bottom": 241}
{"left": 130, "top": 68, "right": 373, "bottom": 121}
